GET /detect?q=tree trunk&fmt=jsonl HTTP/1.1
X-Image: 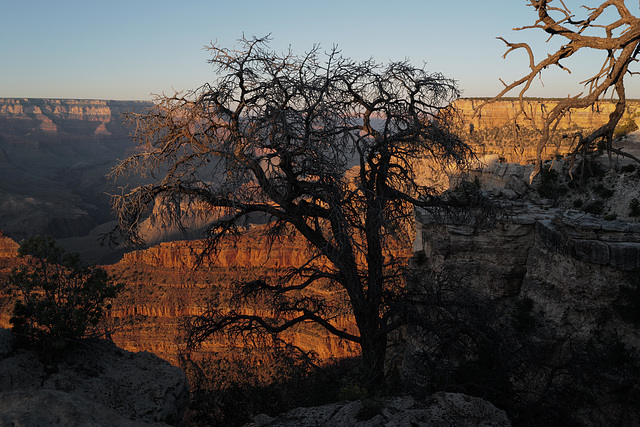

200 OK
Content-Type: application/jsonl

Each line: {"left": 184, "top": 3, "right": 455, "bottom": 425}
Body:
{"left": 357, "top": 313, "right": 387, "bottom": 390}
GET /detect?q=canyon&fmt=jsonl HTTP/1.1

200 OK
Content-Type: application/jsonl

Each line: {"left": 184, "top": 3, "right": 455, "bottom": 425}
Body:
{"left": 2, "top": 97, "right": 639, "bottom": 363}
{"left": 1, "top": 97, "right": 640, "bottom": 424}
{"left": 0, "top": 98, "right": 153, "bottom": 263}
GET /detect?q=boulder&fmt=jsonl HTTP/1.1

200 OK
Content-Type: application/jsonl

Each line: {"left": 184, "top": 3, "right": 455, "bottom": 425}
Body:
{"left": 249, "top": 393, "right": 511, "bottom": 427}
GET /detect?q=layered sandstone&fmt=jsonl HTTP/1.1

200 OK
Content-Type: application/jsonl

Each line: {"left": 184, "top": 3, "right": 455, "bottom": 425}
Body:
{"left": 0, "top": 98, "right": 151, "bottom": 138}
{"left": 124, "top": 226, "right": 324, "bottom": 269}
{"left": 452, "top": 98, "right": 640, "bottom": 164}
{"left": 0, "top": 225, "right": 398, "bottom": 366}
{"left": 455, "top": 98, "right": 640, "bottom": 130}
{"left": 0, "top": 232, "right": 18, "bottom": 258}
{"left": 105, "top": 226, "right": 389, "bottom": 364}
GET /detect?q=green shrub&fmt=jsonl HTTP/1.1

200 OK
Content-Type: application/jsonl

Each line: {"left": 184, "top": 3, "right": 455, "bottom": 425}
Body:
{"left": 620, "top": 164, "right": 636, "bottom": 173}
{"left": 576, "top": 159, "right": 605, "bottom": 180}
{"left": 614, "top": 268, "right": 640, "bottom": 325}
{"left": 7, "top": 236, "right": 123, "bottom": 357}
{"left": 473, "top": 176, "right": 481, "bottom": 189}
{"left": 584, "top": 200, "right": 605, "bottom": 215}
{"left": 338, "top": 384, "right": 368, "bottom": 401}
{"left": 537, "top": 168, "right": 560, "bottom": 199}
{"left": 630, "top": 198, "right": 640, "bottom": 217}
{"left": 513, "top": 297, "right": 535, "bottom": 332}
{"left": 614, "top": 117, "right": 639, "bottom": 138}
{"left": 594, "top": 184, "right": 614, "bottom": 198}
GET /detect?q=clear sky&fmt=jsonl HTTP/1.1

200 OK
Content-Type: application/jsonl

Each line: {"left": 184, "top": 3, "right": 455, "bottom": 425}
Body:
{"left": 1, "top": 0, "right": 638, "bottom": 100}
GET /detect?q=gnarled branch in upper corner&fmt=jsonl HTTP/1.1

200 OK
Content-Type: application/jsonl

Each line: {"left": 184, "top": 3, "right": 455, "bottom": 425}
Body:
{"left": 479, "top": 0, "right": 640, "bottom": 179}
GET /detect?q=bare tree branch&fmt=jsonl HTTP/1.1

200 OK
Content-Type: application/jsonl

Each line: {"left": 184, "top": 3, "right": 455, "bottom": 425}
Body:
{"left": 478, "top": 0, "right": 640, "bottom": 179}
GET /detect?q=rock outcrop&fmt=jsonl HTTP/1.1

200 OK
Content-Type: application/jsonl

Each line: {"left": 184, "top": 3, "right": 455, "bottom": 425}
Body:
{"left": 414, "top": 158, "right": 640, "bottom": 335}
{"left": 0, "top": 329, "right": 188, "bottom": 426}
{"left": 0, "top": 98, "right": 151, "bottom": 138}
{"left": 455, "top": 98, "right": 640, "bottom": 131}
{"left": 106, "top": 226, "right": 370, "bottom": 363}
{"left": 0, "top": 231, "right": 18, "bottom": 258}
{"left": 121, "top": 226, "right": 312, "bottom": 270}
{"left": 250, "top": 393, "right": 510, "bottom": 427}
{"left": 410, "top": 157, "right": 640, "bottom": 424}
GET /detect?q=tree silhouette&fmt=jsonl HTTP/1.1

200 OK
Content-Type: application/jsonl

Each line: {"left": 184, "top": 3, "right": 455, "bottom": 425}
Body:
{"left": 111, "top": 36, "right": 472, "bottom": 387}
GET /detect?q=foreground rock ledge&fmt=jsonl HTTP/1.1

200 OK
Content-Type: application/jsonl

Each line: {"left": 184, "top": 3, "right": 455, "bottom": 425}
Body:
{"left": 0, "top": 329, "right": 188, "bottom": 426}
{"left": 249, "top": 393, "right": 510, "bottom": 427}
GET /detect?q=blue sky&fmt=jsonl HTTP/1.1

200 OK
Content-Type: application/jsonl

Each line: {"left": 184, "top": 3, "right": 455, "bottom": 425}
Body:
{"left": 1, "top": 0, "right": 638, "bottom": 100}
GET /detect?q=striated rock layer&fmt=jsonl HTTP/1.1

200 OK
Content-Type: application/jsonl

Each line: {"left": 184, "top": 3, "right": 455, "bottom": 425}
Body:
{"left": 453, "top": 98, "right": 640, "bottom": 164}
{"left": 0, "top": 231, "right": 18, "bottom": 258}
{"left": 0, "top": 227, "right": 404, "bottom": 365}
{"left": 0, "top": 98, "right": 151, "bottom": 138}
{"left": 105, "top": 225, "right": 402, "bottom": 364}
{"left": 409, "top": 159, "right": 640, "bottom": 425}
{"left": 415, "top": 160, "right": 640, "bottom": 339}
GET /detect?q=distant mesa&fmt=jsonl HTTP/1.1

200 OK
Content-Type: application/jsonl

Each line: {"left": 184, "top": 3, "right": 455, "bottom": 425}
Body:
{"left": 0, "top": 98, "right": 152, "bottom": 139}
{"left": 0, "top": 98, "right": 153, "bottom": 248}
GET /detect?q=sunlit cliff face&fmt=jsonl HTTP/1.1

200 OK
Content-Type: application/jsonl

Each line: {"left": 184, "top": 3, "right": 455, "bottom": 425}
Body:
{"left": 103, "top": 222, "right": 412, "bottom": 364}
{"left": 452, "top": 98, "right": 640, "bottom": 164}
{"left": 0, "top": 226, "right": 365, "bottom": 364}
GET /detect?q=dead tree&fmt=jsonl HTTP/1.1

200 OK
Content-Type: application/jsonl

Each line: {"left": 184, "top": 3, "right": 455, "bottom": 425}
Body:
{"left": 110, "top": 36, "right": 472, "bottom": 387}
{"left": 481, "top": 0, "right": 640, "bottom": 177}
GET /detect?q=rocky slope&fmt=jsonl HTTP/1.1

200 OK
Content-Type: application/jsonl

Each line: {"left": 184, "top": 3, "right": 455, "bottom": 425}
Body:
{"left": 0, "top": 329, "right": 188, "bottom": 426}
{"left": 250, "top": 393, "right": 510, "bottom": 427}
{"left": 415, "top": 155, "right": 640, "bottom": 331}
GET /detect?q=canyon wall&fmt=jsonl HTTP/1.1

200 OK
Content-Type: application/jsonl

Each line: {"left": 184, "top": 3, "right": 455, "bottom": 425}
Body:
{"left": 0, "top": 98, "right": 151, "bottom": 139}
{"left": 0, "top": 98, "right": 152, "bottom": 245}
{"left": 413, "top": 160, "right": 640, "bottom": 347}
{"left": 452, "top": 98, "right": 640, "bottom": 164}
{"left": 0, "top": 232, "right": 18, "bottom": 259}
{"left": 106, "top": 227, "right": 366, "bottom": 364}
{"left": 0, "top": 228, "right": 363, "bottom": 364}
{"left": 407, "top": 159, "right": 640, "bottom": 424}
{"left": 108, "top": 226, "right": 410, "bottom": 363}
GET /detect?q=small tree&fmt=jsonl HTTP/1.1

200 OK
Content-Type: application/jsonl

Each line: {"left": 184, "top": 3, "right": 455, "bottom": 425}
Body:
{"left": 111, "top": 36, "right": 472, "bottom": 387}
{"left": 8, "top": 235, "right": 123, "bottom": 353}
{"left": 482, "top": 0, "right": 640, "bottom": 177}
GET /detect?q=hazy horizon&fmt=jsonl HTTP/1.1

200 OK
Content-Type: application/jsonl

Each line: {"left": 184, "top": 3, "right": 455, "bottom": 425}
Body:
{"left": 3, "top": 1, "right": 639, "bottom": 101}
